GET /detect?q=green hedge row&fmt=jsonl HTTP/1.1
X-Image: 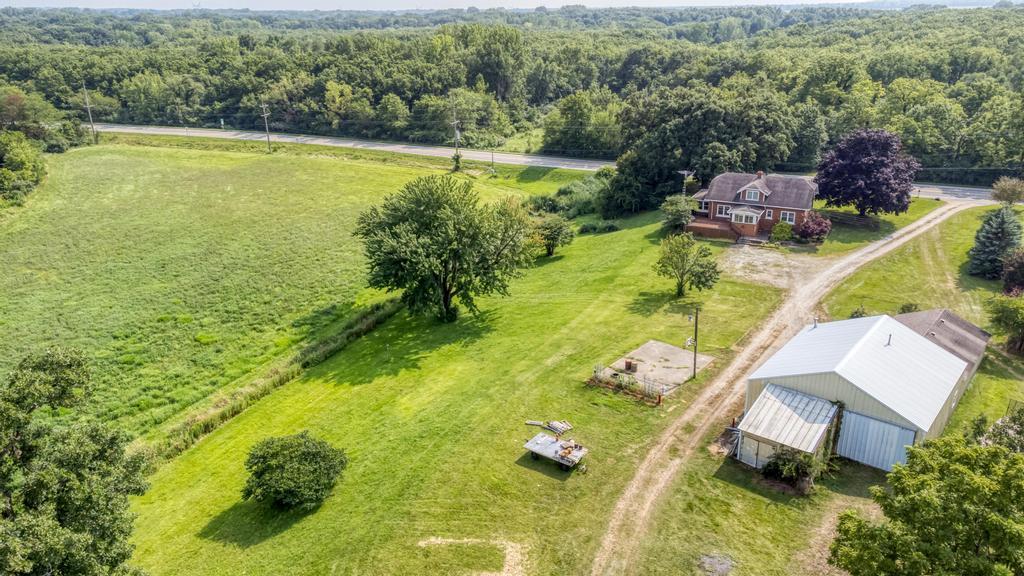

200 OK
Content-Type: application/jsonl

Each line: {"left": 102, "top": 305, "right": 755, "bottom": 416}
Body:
{"left": 153, "top": 298, "right": 404, "bottom": 462}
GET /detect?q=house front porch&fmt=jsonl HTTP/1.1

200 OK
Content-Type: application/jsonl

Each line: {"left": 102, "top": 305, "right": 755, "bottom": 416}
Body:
{"left": 685, "top": 217, "right": 739, "bottom": 241}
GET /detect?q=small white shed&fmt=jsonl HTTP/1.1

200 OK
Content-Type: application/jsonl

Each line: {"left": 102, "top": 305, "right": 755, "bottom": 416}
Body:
{"left": 737, "top": 312, "right": 987, "bottom": 471}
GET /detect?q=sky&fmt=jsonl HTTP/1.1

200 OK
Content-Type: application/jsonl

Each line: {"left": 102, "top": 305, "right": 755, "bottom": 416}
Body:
{"left": 1, "top": 0, "right": 874, "bottom": 11}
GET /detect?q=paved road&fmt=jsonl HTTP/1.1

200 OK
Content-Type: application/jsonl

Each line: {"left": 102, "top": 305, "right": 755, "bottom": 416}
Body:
{"left": 94, "top": 123, "right": 613, "bottom": 172}
{"left": 96, "top": 123, "right": 995, "bottom": 200}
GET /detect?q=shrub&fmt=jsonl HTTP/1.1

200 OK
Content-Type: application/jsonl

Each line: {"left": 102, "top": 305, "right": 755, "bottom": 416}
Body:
{"left": 897, "top": 302, "right": 920, "bottom": 314}
{"left": 242, "top": 431, "right": 348, "bottom": 510}
{"left": 794, "top": 211, "right": 832, "bottom": 243}
{"left": 0, "top": 131, "right": 46, "bottom": 202}
{"left": 534, "top": 213, "right": 575, "bottom": 256}
{"left": 1003, "top": 249, "right": 1024, "bottom": 294}
{"left": 991, "top": 176, "right": 1024, "bottom": 205}
{"left": 850, "top": 304, "right": 867, "bottom": 318}
{"left": 578, "top": 221, "right": 620, "bottom": 234}
{"left": 762, "top": 447, "right": 823, "bottom": 493}
{"left": 660, "top": 194, "right": 696, "bottom": 231}
{"left": 770, "top": 221, "right": 794, "bottom": 242}
{"left": 526, "top": 174, "right": 608, "bottom": 219}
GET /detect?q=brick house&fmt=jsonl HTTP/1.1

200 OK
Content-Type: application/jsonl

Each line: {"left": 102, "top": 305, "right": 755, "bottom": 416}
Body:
{"left": 687, "top": 171, "right": 816, "bottom": 241}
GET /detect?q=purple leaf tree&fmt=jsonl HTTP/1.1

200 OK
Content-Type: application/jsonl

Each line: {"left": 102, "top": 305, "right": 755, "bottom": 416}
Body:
{"left": 814, "top": 129, "right": 921, "bottom": 217}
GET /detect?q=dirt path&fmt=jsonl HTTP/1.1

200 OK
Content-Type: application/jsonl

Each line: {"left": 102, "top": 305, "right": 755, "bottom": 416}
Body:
{"left": 417, "top": 537, "right": 528, "bottom": 576}
{"left": 589, "top": 200, "right": 980, "bottom": 576}
{"left": 789, "top": 495, "right": 881, "bottom": 576}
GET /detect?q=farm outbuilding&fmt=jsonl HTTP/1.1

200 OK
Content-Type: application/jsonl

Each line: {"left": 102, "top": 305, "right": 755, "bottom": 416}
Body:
{"left": 737, "top": 311, "right": 989, "bottom": 471}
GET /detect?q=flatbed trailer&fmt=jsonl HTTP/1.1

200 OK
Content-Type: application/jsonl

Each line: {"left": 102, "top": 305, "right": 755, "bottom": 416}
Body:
{"left": 523, "top": 432, "right": 588, "bottom": 471}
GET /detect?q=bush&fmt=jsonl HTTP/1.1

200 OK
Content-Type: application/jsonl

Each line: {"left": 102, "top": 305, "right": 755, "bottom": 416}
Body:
{"left": 525, "top": 173, "right": 608, "bottom": 219}
{"left": 578, "top": 221, "right": 620, "bottom": 234}
{"left": 762, "top": 447, "right": 823, "bottom": 493}
{"left": 770, "top": 221, "right": 794, "bottom": 242}
{"left": 242, "top": 431, "right": 348, "bottom": 510}
{"left": 850, "top": 304, "right": 867, "bottom": 318}
{"left": 897, "top": 302, "right": 920, "bottom": 314}
{"left": 794, "top": 211, "right": 832, "bottom": 242}
{"left": 534, "top": 213, "right": 574, "bottom": 256}
{"left": 660, "top": 194, "right": 696, "bottom": 231}
{"left": 0, "top": 131, "right": 46, "bottom": 202}
{"left": 1003, "top": 249, "right": 1024, "bottom": 294}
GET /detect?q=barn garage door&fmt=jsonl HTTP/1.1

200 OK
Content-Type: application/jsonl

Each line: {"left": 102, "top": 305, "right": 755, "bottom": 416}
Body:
{"left": 837, "top": 411, "right": 917, "bottom": 471}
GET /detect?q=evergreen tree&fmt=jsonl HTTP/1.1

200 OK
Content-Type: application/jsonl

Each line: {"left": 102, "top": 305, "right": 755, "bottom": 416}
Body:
{"left": 967, "top": 206, "right": 1022, "bottom": 279}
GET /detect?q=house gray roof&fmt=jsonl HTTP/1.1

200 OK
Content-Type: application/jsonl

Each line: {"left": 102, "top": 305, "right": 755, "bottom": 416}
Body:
{"left": 738, "top": 384, "right": 837, "bottom": 453}
{"left": 704, "top": 172, "right": 816, "bottom": 210}
{"left": 894, "top": 309, "right": 990, "bottom": 374}
{"left": 749, "top": 314, "right": 968, "bottom": 431}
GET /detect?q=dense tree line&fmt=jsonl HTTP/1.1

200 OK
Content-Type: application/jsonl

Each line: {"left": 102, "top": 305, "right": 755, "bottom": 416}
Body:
{"left": 0, "top": 6, "right": 1021, "bottom": 187}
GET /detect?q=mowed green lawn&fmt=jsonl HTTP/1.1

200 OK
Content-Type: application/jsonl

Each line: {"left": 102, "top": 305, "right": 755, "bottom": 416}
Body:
{"left": 130, "top": 212, "right": 782, "bottom": 576}
{"left": 793, "top": 198, "right": 943, "bottom": 256}
{"left": 0, "top": 138, "right": 582, "bottom": 434}
{"left": 824, "top": 204, "right": 1024, "bottom": 433}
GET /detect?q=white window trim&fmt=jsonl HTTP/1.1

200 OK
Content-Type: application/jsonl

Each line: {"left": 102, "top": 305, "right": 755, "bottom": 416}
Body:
{"left": 731, "top": 213, "right": 757, "bottom": 225}
{"left": 765, "top": 209, "right": 774, "bottom": 219}
{"left": 698, "top": 200, "right": 709, "bottom": 212}
{"left": 716, "top": 204, "right": 732, "bottom": 218}
{"left": 780, "top": 211, "right": 796, "bottom": 224}
{"left": 745, "top": 189, "right": 760, "bottom": 201}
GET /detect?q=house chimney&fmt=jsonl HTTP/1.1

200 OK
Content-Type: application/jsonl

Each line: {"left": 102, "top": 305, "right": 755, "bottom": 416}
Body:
{"left": 756, "top": 170, "right": 765, "bottom": 179}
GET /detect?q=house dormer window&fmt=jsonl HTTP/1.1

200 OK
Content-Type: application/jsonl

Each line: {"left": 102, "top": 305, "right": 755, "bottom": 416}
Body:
{"left": 745, "top": 188, "right": 760, "bottom": 202}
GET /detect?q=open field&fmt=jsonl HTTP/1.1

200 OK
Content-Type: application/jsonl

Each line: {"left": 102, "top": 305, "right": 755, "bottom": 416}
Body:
{"left": 0, "top": 136, "right": 583, "bottom": 434}
{"left": 130, "top": 210, "right": 783, "bottom": 576}
{"left": 823, "top": 204, "right": 1024, "bottom": 432}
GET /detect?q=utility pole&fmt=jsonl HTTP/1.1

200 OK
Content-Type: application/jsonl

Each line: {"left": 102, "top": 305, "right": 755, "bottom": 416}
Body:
{"left": 260, "top": 102, "right": 272, "bottom": 154}
{"left": 81, "top": 82, "right": 97, "bottom": 144}
{"left": 176, "top": 103, "right": 188, "bottom": 137}
{"left": 450, "top": 93, "right": 462, "bottom": 156}
{"left": 688, "top": 305, "right": 700, "bottom": 379}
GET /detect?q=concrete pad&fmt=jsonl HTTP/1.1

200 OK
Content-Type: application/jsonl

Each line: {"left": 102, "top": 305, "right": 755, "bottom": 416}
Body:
{"left": 602, "top": 339, "right": 714, "bottom": 395}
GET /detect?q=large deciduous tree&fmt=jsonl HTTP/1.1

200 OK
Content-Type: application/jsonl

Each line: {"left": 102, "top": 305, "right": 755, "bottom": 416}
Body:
{"left": 986, "top": 294, "right": 1024, "bottom": 354}
{"left": 830, "top": 437, "right": 1024, "bottom": 576}
{"left": 967, "top": 206, "right": 1022, "bottom": 279}
{"left": 356, "top": 175, "right": 533, "bottom": 322}
{"left": 654, "top": 232, "right": 720, "bottom": 298}
{"left": 0, "top": 348, "right": 148, "bottom": 576}
{"left": 814, "top": 129, "right": 921, "bottom": 217}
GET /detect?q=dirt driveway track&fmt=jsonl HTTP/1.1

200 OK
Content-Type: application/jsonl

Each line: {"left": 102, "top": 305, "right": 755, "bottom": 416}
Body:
{"left": 589, "top": 199, "right": 982, "bottom": 576}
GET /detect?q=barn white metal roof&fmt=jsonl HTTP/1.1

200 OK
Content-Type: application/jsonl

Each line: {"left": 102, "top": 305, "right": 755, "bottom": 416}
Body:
{"left": 749, "top": 315, "right": 968, "bottom": 431}
{"left": 738, "top": 384, "right": 837, "bottom": 453}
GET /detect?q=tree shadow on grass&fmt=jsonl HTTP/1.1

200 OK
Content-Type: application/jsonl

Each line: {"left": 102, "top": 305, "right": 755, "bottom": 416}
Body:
{"left": 198, "top": 499, "right": 317, "bottom": 548}
{"left": 816, "top": 460, "right": 886, "bottom": 499}
{"left": 309, "top": 310, "right": 496, "bottom": 387}
{"left": 711, "top": 458, "right": 807, "bottom": 508}
{"left": 628, "top": 291, "right": 697, "bottom": 318}
{"left": 532, "top": 254, "right": 565, "bottom": 267}
{"left": 512, "top": 452, "right": 572, "bottom": 482}
{"left": 515, "top": 166, "right": 555, "bottom": 183}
